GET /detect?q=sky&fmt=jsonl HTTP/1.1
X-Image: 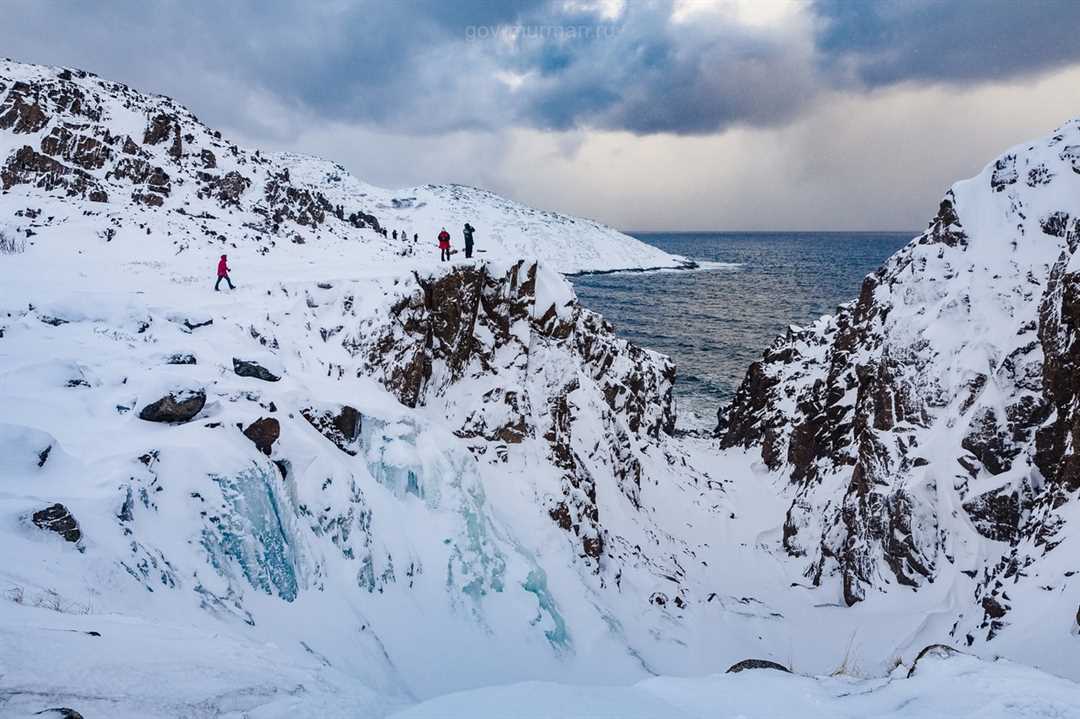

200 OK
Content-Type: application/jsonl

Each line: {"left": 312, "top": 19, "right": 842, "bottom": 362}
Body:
{"left": 3, "top": 0, "right": 1080, "bottom": 231}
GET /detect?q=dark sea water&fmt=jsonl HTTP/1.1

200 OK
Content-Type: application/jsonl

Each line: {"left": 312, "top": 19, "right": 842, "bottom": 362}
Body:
{"left": 570, "top": 231, "right": 915, "bottom": 428}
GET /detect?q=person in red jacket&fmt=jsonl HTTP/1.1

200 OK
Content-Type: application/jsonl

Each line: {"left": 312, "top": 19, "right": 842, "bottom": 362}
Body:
{"left": 437, "top": 227, "right": 451, "bottom": 262}
{"left": 215, "top": 254, "right": 235, "bottom": 291}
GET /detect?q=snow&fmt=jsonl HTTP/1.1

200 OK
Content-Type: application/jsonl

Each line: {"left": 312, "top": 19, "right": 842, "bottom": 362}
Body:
{"left": 1, "top": 59, "right": 1079, "bottom": 717}
{"left": 390, "top": 654, "right": 1080, "bottom": 719}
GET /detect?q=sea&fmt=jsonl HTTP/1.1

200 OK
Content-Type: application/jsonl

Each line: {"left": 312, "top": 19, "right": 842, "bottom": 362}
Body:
{"left": 570, "top": 231, "right": 916, "bottom": 429}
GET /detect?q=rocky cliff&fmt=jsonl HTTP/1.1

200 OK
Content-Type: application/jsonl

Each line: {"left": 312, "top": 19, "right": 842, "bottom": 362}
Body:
{"left": 719, "top": 120, "right": 1080, "bottom": 647}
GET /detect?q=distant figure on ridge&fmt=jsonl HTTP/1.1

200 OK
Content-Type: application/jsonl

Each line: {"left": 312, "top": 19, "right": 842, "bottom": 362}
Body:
{"left": 413, "top": 233, "right": 418, "bottom": 243}
{"left": 215, "top": 254, "right": 234, "bottom": 291}
{"left": 438, "top": 227, "right": 451, "bottom": 261}
{"left": 463, "top": 222, "right": 475, "bottom": 259}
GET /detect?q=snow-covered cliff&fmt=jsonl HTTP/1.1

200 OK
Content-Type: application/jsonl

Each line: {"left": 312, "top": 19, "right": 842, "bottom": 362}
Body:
{"left": 720, "top": 117, "right": 1080, "bottom": 665}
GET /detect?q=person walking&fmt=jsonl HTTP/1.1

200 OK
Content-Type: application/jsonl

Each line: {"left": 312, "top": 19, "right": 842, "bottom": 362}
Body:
{"left": 463, "top": 222, "right": 475, "bottom": 259}
{"left": 437, "top": 227, "right": 451, "bottom": 261}
{"left": 215, "top": 254, "right": 235, "bottom": 291}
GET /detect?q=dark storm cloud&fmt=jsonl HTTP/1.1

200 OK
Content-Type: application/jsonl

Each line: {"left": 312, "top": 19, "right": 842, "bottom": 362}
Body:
{"left": 509, "top": 6, "right": 817, "bottom": 134}
{"left": 0, "top": 0, "right": 546, "bottom": 134}
{"left": 814, "top": 0, "right": 1080, "bottom": 87}
{"left": 2, "top": 0, "right": 1079, "bottom": 138}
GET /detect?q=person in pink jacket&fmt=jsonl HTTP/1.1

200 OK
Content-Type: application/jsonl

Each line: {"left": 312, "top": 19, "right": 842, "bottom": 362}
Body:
{"left": 215, "top": 254, "right": 235, "bottom": 291}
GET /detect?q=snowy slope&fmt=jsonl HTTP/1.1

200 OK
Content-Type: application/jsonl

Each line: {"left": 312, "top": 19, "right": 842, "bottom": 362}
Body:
{"left": 3, "top": 58, "right": 1080, "bottom": 717}
{"left": 0, "top": 59, "right": 686, "bottom": 275}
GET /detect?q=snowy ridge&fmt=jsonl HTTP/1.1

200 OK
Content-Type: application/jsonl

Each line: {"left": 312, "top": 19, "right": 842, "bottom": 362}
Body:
{"left": 282, "top": 152, "right": 689, "bottom": 274}
{"left": 0, "top": 58, "right": 687, "bottom": 274}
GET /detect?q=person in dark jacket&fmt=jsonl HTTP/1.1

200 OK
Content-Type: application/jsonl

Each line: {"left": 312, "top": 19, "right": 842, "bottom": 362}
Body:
{"left": 392, "top": 229, "right": 398, "bottom": 240}
{"left": 437, "top": 228, "right": 451, "bottom": 261}
{"left": 463, "top": 223, "right": 475, "bottom": 259}
{"left": 215, "top": 254, "right": 235, "bottom": 291}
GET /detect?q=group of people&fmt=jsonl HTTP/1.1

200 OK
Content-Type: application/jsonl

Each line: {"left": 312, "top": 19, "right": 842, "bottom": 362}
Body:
{"left": 381, "top": 223, "right": 478, "bottom": 261}
{"left": 376, "top": 227, "right": 419, "bottom": 243}
{"left": 213, "top": 222, "right": 480, "bottom": 291}
{"left": 437, "top": 223, "right": 475, "bottom": 261}
{"left": 389, "top": 229, "right": 418, "bottom": 242}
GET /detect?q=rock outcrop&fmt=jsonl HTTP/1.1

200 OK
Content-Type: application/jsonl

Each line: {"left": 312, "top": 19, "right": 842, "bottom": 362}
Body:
{"left": 301, "top": 404, "right": 361, "bottom": 455}
{"left": 344, "top": 261, "right": 677, "bottom": 566}
{"left": 243, "top": 417, "right": 280, "bottom": 455}
{"left": 0, "top": 60, "right": 383, "bottom": 250}
{"left": 138, "top": 391, "right": 206, "bottom": 423}
{"left": 233, "top": 358, "right": 281, "bottom": 382}
{"left": 32, "top": 503, "right": 81, "bottom": 543}
{"left": 726, "top": 659, "right": 791, "bottom": 674}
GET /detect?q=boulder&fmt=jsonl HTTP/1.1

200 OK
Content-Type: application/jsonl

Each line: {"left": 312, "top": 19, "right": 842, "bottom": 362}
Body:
{"left": 301, "top": 405, "right": 361, "bottom": 455}
{"left": 243, "top": 417, "right": 280, "bottom": 456}
{"left": 32, "top": 503, "right": 81, "bottom": 543}
{"left": 138, "top": 391, "right": 206, "bottom": 423}
{"left": 165, "top": 353, "right": 197, "bottom": 365}
{"left": 982, "top": 596, "right": 1007, "bottom": 619}
{"left": 233, "top": 358, "right": 281, "bottom": 382}
{"left": 726, "top": 659, "right": 791, "bottom": 674}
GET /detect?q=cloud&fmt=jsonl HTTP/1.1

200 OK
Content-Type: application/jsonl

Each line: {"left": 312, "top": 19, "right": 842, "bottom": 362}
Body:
{"left": 506, "top": 1, "right": 820, "bottom": 134}
{"left": 814, "top": 0, "right": 1080, "bottom": 87}
{"left": 0, "top": 0, "right": 824, "bottom": 137}
{"left": 6, "top": 0, "right": 1078, "bottom": 140}
{"left": 490, "top": 64, "right": 1080, "bottom": 232}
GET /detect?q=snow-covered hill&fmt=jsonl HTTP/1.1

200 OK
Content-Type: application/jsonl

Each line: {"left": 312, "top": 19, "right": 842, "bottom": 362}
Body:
{"left": 0, "top": 59, "right": 687, "bottom": 275}
{"left": 2, "top": 59, "right": 1080, "bottom": 717}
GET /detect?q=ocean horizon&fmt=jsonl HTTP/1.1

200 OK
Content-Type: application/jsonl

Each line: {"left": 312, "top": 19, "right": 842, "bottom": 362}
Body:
{"left": 571, "top": 230, "right": 916, "bottom": 427}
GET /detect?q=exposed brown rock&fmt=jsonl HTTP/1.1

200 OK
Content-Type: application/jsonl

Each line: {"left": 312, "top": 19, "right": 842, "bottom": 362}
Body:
{"left": 243, "top": 417, "right": 280, "bottom": 456}
{"left": 0, "top": 81, "right": 49, "bottom": 133}
{"left": 963, "top": 489, "right": 1022, "bottom": 543}
{"left": 40, "top": 124, "right": 112, "bottom": 170}
{"left": 143, "top": 112, "right": 182, "bottom": 159}
{"left": 302, "top": 405, "right": 361, "bottom": 455}
{"left": 982, "top": 596, "right": 1007, "bottom": 619}
{"left": 138, "top": 391, "right": 206, "bottom": 423}
{"left": 1, "top": 145, "right": 107, "bottom": 200}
